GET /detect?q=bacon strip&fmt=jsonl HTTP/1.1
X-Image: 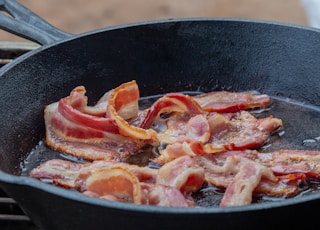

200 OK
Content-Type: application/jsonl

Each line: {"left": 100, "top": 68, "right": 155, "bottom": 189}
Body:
{"left": 141, "top": 183, "right": 191, "bottom": 207}
{"left": 45, "top": 103, "right": 141, "bottom": 161}
{"left": 31, "top": 146, "right": 320, "bottom": 207}
{"left": 30, "top": 158, "right": 194, "bottom": 207}
{"left": 208, "top": 111, "right": 283, "bottom": 150}
{"left": 219, "top": 156, "right": 277, "bottom": 207}
{"left": 58, "top": 89, "right": 118, "bottom": 133}
{"left": 156, "top": 114, "right": 211, "bottom": 144}
{"left": 30, "top": 159, "right": 158, "bottom": 189}
{"left": 86, "top": 167, "right": 142, "bottom": 204}
{"left": 250, "top": 149, "right": 320, "bottom": 179}
{"left": 156, "top": 156, "right": 205, "bottom": 194}
{"left": 194, "top": 155, "right": 301, "bottom": 207}
{"left": 59, "top": 85, "right": 111, "bottom": 117}
{"left": 139, "top": 93, "right": 204, "bottom": 129}
{"left": 106, "top": 80, "right": 158, "bottom": 144}
{"left": 45, "top": 82, "right": 149, "bottom": 161}
{"left": 207, "top": 149, "right": 320, "bottom": 180}
{"left": 41, "top": 81, "right": 316, "bottom": 208}
{"left": 193, "top": 91, "right": 270, "bottom": 113}
{"left": 154, "top": 110, "right": 282, "bottom": 163}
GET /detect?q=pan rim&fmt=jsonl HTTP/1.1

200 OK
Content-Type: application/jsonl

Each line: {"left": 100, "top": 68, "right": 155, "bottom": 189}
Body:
{"left": 1, "top": 16, "right": 320, "bottom": 75}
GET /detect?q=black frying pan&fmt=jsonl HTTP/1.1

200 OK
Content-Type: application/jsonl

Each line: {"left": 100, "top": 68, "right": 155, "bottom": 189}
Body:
{"left": 0, "top": 0, "right": 320, "bottom": 229}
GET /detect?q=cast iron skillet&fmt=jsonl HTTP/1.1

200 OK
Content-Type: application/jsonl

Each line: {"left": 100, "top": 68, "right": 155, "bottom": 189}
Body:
{"left": 0, "top": 0, "right": 320, "bottom": 229}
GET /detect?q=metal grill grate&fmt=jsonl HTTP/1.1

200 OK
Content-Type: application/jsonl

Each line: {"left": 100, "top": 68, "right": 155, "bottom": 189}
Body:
{"left": 0, "top": 42, "right": 40, "bottom": 229}
{"left": 0, "top": 189, "right": 38, "bottom": 229}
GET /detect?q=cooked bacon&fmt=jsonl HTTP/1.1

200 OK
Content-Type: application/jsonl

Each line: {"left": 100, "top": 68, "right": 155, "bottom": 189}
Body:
{"left": 39, "top": 80, "right": 320, "bottom": 208}
{"left": 58, "top": 89, "right": 118, "bottom": 133}
{"left": 45, "top": 81, "right": 280, "bottom": 162}
{"left": 156, "top": 113, "right": 211, "bottom": 144}
{"left": 193, "top": 154, "right": 302, "bottom": 207}
{"left": 30, "top": 159, "right": 158, "bottom": 189}
{"left": 141, "top": 183, "right": 192, "bottom": 207}
{"left": 156, "top": 156, "right": 205, "bottom": 194}
{"left": 155, "top": 141, "right": 224, "bottom": 165}
{"left": 248, "top": 149, "right": 320, "bottom": 179}
{"left": 208, "top": 111, "right": 283, "bottom": 150}
{"left": 106, "top": 80, "right": 158, "bottom": 144}
{"left": 192, "top": 91, "right": 270, "bottom": 113}
{"left": 219, "top": 156, "right": 277, "bottom": 207}
{"left": 59, "top": 85, "right": 111, "bottom": 117}
{"left": 156, "top": 111, "right": 282, "bottom": 163}
{"left": 85, "top": 167, "right": 142, "bottom": 204}
{"left": 139, "top": 93, "right": 204, "bottom": 129}
{"left": 45, "top": 83, "right": 144, "bottom": 161}
{"left": 155, "top": 110, "right": 282, "bottom": 163}
{"left": 194, "top": 155, "right": 301, "bottom": 198}
{"left": 30, "top": 158, "right": 193, "bottom": 207}
{"left": 84, "top": 182, "right": 192, "bottom": 207}
{"left": 29, "top": 158, "right": 88, "bottom": 188}
{"left": 45, "top": 108, "right": 140, "bottom": 161}
{"left": 207, "top": 149, "right": 320, "bottom": 180}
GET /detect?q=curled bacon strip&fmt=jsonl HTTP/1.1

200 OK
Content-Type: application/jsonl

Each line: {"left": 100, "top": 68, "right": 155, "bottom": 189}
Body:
{"left": 86, "top": 167, "right": 142, "bottom": 204}
{"left": 45, "top": 85, "right": 142, "bottom": 161}
{"left": 140, "top": 93, "right": 204, "bottom": 129}
{"left": 58, "top": 87, "right": 118, "bottom": 133}
{"left": 106, "top": 80, "right": 158, "bottom": 144}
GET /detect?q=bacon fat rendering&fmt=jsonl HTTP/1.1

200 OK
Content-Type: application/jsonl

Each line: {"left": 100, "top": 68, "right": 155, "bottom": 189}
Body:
{"left": 29, "top": 80, "right": 320, "bottom": 208}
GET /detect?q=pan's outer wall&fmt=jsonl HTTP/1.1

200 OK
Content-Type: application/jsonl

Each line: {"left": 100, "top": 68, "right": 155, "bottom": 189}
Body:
{"left": 0, "top": 19, "right": 320, "bottom": 229}
{"left": 2, "top": 180, "right": 319, "bottom": 229}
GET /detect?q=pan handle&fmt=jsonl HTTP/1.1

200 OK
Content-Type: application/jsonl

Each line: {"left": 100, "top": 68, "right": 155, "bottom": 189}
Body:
{"left": 0, "top": 0, "right": 73, "bottom": 45}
